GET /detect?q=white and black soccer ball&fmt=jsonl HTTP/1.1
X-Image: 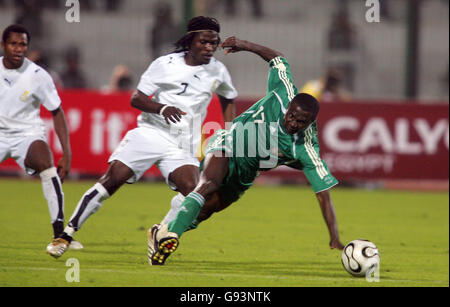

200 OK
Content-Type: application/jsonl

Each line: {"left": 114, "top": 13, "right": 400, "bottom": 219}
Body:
{"left": 341, "top": 239, "right": 380, "bottom": 277}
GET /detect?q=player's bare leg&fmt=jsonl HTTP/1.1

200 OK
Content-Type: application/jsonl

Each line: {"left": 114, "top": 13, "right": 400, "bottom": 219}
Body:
{"left": 196, "top": 190, "right": 233, "bottom": 224}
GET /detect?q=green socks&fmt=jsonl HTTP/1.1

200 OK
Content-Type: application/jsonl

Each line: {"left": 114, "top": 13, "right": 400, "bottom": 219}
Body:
{"left": 168, "top": 192, "right": 205, "bottom": 237}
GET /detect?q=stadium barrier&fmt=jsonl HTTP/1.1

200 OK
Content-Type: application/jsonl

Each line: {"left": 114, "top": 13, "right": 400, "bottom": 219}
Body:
{"left": 1, "top": 91, "right": 448, "bottom": 182}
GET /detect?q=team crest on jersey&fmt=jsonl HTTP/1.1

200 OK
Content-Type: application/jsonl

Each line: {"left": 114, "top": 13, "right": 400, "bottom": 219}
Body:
{"left": 210, "top": 80, "right": 217, "bottom": 92}
{"left": 20, "top": 91, "right": 30, "bottom": 102}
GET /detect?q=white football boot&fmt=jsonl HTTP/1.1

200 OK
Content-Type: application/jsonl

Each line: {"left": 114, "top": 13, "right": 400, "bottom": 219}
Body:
{"left": 69, "top": 240, "right": 84, "bottom": 250}
{"left": 148, "top": 224, "right": 179, "bottom": 265}
{"left": 147, "top": 224, "right": 159, "bottom": 265}
{"left": 46, "top": 238, "right": 69, "bottom": 258}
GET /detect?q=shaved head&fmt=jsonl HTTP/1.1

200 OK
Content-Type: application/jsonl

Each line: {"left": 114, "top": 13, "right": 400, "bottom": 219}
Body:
{"left": 290, "top": 93, "right": 320, "bottom": 119}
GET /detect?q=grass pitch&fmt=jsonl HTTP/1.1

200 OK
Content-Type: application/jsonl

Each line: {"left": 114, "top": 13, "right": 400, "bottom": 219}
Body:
{"left": 0, "top": 178, "right": 448, "bottom": 287}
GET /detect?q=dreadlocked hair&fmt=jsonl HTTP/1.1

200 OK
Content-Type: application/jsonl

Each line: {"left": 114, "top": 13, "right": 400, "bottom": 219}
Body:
{"left": 173, "top": 16, "right": 221, "bottom": 53}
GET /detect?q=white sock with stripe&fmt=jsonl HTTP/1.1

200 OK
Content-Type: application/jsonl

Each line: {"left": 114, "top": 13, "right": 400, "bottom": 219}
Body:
{"left": 40, "top": 167, "right": 64, "bottom": 237}
{"left": 67, "top": 183, "right": 110, "bottom": 232}
{"left": 161, "top": 193, "right": 185, "bottom": 225}
{"left": 168, "top": 192, "right": 205, "bottom": 237}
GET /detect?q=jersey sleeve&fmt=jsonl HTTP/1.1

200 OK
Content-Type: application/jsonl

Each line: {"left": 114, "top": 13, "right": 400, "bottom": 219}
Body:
{"left": 267, "top": 56, "right": 298, "bottom": 103}
{"left": 295, "top": 128, "right": 339, "bottom": 193}
{"left": 137, "top": 58, "right": 165, "bottom": 96}
{"left": 34, "top": 69, "right": 62, "bottom": 112}
{"left": 215, "top": 64, "right": 238, "bottom": 100}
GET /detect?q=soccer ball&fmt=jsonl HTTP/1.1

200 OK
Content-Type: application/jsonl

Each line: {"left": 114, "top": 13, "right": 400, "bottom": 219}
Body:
{"left": 341, "top": 239, "right": 380, "bottom": 277}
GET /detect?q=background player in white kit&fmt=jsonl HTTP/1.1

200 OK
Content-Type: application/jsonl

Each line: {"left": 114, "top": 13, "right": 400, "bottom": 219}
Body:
{"left": 0, "top": 24, "right": 82, "bottom": 252}
{"left": 47, "top": 16, "right": 238, "bottom": 258}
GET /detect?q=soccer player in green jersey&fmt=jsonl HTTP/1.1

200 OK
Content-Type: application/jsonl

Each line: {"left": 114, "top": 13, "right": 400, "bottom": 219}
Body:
{"left": 148, "top": 36, "right": 345, "bottom": 265}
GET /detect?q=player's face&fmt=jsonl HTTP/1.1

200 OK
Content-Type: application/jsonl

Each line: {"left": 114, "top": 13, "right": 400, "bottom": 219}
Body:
{"left": 1, "top": 32, "right": 28, "bottom": 69}
{"left": 282, "top": 103, "right": 315, "bottom": 135}
{"left": 187, "top": 31, "right": 219, "bottom": 65}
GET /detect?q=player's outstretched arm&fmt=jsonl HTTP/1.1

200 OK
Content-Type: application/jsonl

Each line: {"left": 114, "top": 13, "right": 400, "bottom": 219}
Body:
{"left": 316, "top": 190, "right": 345, "bottom": 250}
{"left": 51, "top": 107, "right": 71, "bottom": 182}
{"left": 221, "top": 36, "right": 284, "bottom": 62}
{"left": 131, "top": 90, "right": 186, "bottom": 125}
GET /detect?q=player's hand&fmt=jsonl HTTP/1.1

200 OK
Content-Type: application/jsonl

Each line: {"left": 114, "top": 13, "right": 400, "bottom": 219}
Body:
{"left": 221, "top": 36, "right": 247, "bottom": 55}
{"left": 329, "top": 238, "right": 345, "bottom": 250}
{"left": 161, "top": 106, "right": 187, "bottom": 124}
{"left": 57, "top": 154, "right": 71, "bottom": 183}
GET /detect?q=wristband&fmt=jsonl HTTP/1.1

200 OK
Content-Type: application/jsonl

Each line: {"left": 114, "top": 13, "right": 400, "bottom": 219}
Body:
{"left": 159, "top": 105, "right": 169, "bottom": 116}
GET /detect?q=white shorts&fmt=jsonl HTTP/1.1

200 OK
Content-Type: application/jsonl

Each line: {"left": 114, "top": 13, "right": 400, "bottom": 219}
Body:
{"left": 108, "top": 127, "right": 200, "bottom": 189}
{"left": 0, "top": 134, "right": 47, "bottom": 175}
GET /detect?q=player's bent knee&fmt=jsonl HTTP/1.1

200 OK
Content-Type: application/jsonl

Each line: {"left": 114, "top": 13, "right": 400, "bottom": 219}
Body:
{"left": 25, "top": 146, "right": 54, "bottom": 173}
{"left": 178, "top": 180, "right": 198, "bottom": 196}
{"left": 99, "top": 170, "right": 131, "bottom": 195}
{"left": 100, "top": 161, "right": 133, "bottom": 187}
{"left": 99, "top": 175, "right": 126, "bottom": 195}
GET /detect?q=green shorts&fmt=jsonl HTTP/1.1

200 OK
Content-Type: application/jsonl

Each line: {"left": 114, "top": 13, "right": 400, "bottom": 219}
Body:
{"left": 202, "top": 130, "right": 257, "bottom": 204}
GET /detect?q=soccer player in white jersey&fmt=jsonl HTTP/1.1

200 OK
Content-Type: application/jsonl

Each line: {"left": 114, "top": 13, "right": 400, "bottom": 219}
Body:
{"left": 0, "top": 24, "right": 83, "bottom": 252}
{"left": 47, "top": 16, "right": 238, "bottom": 258}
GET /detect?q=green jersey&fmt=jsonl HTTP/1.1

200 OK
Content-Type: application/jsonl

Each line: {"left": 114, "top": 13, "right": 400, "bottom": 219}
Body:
{"left": 206, "top": 57, "right": 338, "bottom": 197}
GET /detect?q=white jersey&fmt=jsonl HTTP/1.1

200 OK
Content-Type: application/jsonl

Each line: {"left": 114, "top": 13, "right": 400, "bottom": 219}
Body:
{"left": 136, "top": 52, "right": 237, "bottom": 153}
{"left": 0, "top": 57, "right": 61, "bottom": 137}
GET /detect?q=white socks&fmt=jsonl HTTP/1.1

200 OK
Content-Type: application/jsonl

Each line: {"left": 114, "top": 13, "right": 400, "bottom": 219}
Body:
{"left": 161, "top": 193, "right": 185, "bottom": 225}
{"left": 40, "top": 167, "right": 64, "bottom": 236}
{"left": 67, "top": 183, "right": 110, "bottom": 231}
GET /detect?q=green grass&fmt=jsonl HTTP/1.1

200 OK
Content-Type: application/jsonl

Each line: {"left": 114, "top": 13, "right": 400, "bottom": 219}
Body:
{"left": 0, "top": 178, "right": 448, "bottom": 287}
